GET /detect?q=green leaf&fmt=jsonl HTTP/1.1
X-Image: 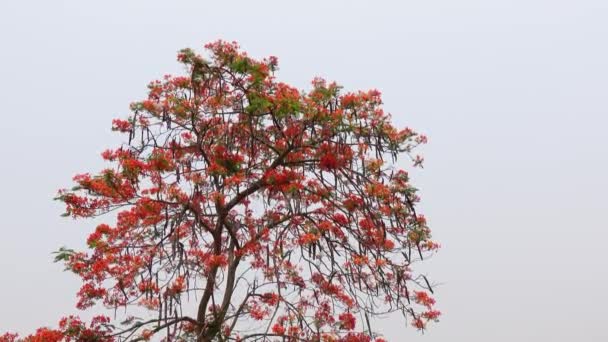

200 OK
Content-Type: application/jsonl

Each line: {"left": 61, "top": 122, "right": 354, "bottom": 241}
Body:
{"left": 52, "top": 246, "right": 75, "bottom": 263}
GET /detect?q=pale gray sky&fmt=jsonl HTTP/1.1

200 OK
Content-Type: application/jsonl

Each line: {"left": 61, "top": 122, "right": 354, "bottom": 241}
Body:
{"left": 1, "top": 0, "right": 607, "bottom": 341}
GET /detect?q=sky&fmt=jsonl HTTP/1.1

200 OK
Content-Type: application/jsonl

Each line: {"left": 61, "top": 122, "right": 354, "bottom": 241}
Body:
{"left": 0, "top": 0, "right": 607, "bottom": 341}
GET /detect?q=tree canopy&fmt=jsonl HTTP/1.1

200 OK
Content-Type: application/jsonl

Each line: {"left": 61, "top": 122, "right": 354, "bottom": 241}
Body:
{"left": 1, "top": 41, "right": 439, "bottom": 342}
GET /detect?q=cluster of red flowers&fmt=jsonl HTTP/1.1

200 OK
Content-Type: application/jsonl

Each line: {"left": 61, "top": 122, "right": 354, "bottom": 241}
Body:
{"left": 111, "top": 119, "right": 131, "bottom": 132}
{"left": 76, "top": 283, "right": 107, "bottom": 309}
{"left": 208, "top": 145, "right": 244, "bottom": 175}
{"left": 338, "top": 312, "right": 356, "bottom": 330}
{"left": 318, "top": 142, "right": 353, "bottom": 171}
{"left": 312, "top": 273, "right": 355, "bottom": 308}
{"left": 411, "top": 291, "right": 441, "bottom": 329}
{"left": 0, "top": 316, "right": 112, "bottom": 342}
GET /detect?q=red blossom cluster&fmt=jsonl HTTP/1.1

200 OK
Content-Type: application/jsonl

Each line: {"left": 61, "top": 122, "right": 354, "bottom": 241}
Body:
{"left": 0, "top": 316, "right": 112, "bottom": 342}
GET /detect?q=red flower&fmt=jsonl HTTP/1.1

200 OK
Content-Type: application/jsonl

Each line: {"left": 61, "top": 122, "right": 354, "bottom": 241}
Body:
{"left": 31, "top": 329, "right": 64, "bottom": 342}
{"left": 413, "top": 291, "right": 436, "bottom": 308}
{"left": 111, "top": 119, "right": 132, "bottom": 132}
{"left": 206, "top": 254, "right": 228, "bottom": 269}
{"left": 260, "top": 292, "right": 280, "bottom": 306}
{"left": 338, "top": 312, "right": 356, "bottom": 330}
{"left": 412, "top": 317, "right": 425, "bottom": 330}
{"left": 320, "top": 153, "right": 339, "bottom": 170}
{"left": 298, "top": 232, "right": 319, "bottom": 245}
{"left": 271, "top": 323, "right": 285, "bottom": 335}
{"left": 0, "top": 333, "right": 18, "bottom": 342}
{"left": 422, "top": 310, "right": 441, "bottom": 320}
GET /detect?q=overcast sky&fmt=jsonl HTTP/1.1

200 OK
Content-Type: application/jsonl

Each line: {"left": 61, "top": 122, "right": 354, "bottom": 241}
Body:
{"left": 1, "top": 1, "right": 607, "bottom": 341}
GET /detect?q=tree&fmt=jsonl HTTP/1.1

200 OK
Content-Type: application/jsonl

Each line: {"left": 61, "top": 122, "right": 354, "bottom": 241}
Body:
{"left": 1, "top": 41, "right": 439, "bottom": 342}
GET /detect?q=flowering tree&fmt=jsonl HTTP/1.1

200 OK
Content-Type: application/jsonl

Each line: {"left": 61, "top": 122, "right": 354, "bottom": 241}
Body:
{"left": 2, "top": 41, "right": 439, "bottom": 342}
